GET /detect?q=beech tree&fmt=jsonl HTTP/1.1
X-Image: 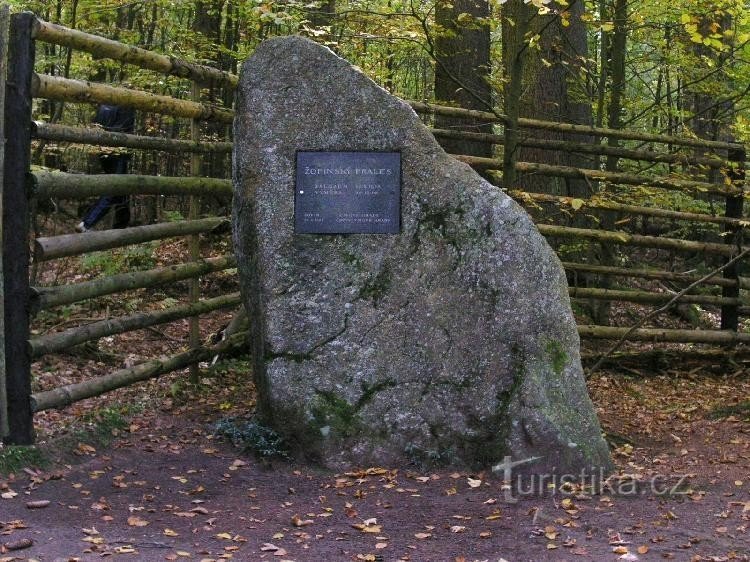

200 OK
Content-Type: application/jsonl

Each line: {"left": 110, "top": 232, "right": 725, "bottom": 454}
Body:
{"left": 433, "top": 0, "right": 493, "bottom": 158}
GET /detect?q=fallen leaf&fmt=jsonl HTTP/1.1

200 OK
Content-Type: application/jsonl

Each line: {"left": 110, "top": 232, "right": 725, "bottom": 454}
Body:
{"left": 291, "top": 514, "right": 314, "bottom": 527}
{"left": 164, "top": 528, "right": 179, "bottom": 537}
{"left": 2, "top": 538, "right": 33, "bottom": 551}
{"left": 216, "top": 532, "right": 233, "bottom": 540}
{"left": 486, "top": 510, "right": 503, "bottom": 521}
{"left": 127, "top": 516, "right": 149, "bottom": 527}
{"left": 82, "top": 536, "right": 105, "bottom": 545}
{"left": 467, "top": 478, "right": 482, "bottom": 488}
{"left": 352, "top": 519, "right": 381, "bottom": 533}
{"left": 414, "top": 532, "right": 432, "bottom": 540}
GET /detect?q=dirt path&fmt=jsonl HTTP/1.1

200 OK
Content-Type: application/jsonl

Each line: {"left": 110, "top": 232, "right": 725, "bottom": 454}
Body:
{"left": 2, "top": 370, "right": 750, "bottom": 562}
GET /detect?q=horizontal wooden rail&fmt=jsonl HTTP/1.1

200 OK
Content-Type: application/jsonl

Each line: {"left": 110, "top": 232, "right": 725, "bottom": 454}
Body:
{"left": 536, "top": 223, "right": 746, "bottom": 257}
{"left": 410, "top": 101, "right": 746, "bottom": 152}
{"left": 459, "top": 156, "right": 740, "bottom": 197}
{"left": 33, "top": 122, "right": 233, "bottom": 153}
{"left": 31, "top": 74, "right": 234, "bottom": 123}
{"left": 563, "top": 261, "right": 749, "bottom": 289}
{"left": 32, "top": 171, "right": 232, "bottom": 199}
{"left": 32, "top": 19, "right": 238, "bottom": 89}
{"left": 577, "top": 325, "right": 750, "bottom": 344}
{"left": 581, "top": 348, "right": 750, "bottom": 366}
{"left": 31, "top": 255, "right": 236, "bottom": 311}
{"left": 512, "top": 191, "right": 748, "bottom": 227}
{"left": 31, "top": 330, "right": 248, "bottom": 412}
{"left": 569, "top": 286, "right": 739, "bottom": 306}
{"left": 431, "top": 128, "right": 729, "bottom": 169}
{"left": 35, "top": 217, "right": 228, "bottom": 261}
{"left": 30, "top": 292, "right": 241, "bottom": 358}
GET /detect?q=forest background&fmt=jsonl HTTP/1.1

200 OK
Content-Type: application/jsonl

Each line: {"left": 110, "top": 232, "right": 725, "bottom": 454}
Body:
{"left": 8, "top": 0, "right": 749, "bottom": 167}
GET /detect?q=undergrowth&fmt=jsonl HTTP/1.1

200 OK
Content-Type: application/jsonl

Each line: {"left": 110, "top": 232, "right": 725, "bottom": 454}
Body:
{"left": 214, "top": 417, "right": 288, "bottom": 459}
{"left": 0, "top": 445, "right": 48, "bottom": 475}
{"left": 709, "top": 401, "right": 750, "bottom": 420}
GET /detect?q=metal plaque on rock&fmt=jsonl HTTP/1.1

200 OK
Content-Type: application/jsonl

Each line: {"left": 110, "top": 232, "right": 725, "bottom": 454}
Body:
{"left": 295, "top": 151, "right": 401, "bottom": 234}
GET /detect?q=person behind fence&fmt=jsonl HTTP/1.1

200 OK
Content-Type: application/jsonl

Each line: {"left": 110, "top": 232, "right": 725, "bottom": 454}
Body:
{"left": 76, "top": 104, "right": 136, "bottom": 232}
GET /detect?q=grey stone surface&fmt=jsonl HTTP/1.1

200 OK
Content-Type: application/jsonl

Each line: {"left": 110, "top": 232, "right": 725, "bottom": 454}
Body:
{"left": 232, "top": 36, "right": 613, "bottom": 474}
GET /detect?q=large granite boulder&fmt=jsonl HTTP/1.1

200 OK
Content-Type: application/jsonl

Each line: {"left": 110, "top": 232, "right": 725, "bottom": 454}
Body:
{"left": 232, "top": 36, "right": 612, "bottom": 475}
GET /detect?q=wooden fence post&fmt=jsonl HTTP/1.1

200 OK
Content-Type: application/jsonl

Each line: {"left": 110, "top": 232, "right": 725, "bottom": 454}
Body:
{"left": 2, "top": 12, "right": 35, "bottom": 445}
{"left": 0, "top": 4, "right": 10, "bottom": 439}
{"left": 720, "top": 147, "right": 746, "bottom": 332}
{"left": 188, "top": 80, "right": 201, "bottom": 384}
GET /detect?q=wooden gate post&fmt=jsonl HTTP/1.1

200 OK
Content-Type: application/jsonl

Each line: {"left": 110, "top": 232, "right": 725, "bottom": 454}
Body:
{"left": 2, "top": 12, "right": 35, "bottom": 445}
{"left": 720, "top": 146, "right": 746, "bottom": 332}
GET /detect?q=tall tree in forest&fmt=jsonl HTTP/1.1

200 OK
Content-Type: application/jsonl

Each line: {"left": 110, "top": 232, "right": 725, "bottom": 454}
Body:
{"left": 683, "top": 1, "right": 739, "bottom": 154}
{"left": 433, "top": 0, "right": 493, "bottom": 158}
{"left": 605, "top": 0, "right": 626, "bottom": 172}
{"left": 308, "top": 0, "right": 336, "bottom": 29}
{"left": 501, "top": 0, "right": 594, "bottom": 196}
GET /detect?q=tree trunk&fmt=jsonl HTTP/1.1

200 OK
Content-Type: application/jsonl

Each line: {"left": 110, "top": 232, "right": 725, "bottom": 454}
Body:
{"left": 434, "top": 0, "right": 493, "bottom": 158}
{"left": 502, "top": 0, "right": 594, "bottom": 197}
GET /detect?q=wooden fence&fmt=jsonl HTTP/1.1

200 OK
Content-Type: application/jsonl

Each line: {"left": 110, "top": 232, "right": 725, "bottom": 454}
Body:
{"left": 0, "top": 9, "right": 748, "bottom": 445}
{"left": 410, "top": 101, "right": 748, "bottom": 345}
{"left": 1, "top": 12, "right": 242, "bottom": 445}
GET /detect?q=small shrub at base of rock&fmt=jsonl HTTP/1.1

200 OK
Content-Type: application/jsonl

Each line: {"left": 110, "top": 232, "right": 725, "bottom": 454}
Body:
{"left": 214, "top": 417, "right": 288, "bottom": 459}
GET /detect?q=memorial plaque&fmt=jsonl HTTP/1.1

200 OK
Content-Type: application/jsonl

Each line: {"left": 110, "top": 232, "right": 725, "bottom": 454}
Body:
{"left": 295, "top": 151, "right": 401, "bottom": 234}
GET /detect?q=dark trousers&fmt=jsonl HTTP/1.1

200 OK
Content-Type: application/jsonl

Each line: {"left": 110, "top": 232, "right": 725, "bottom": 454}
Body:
{"left": 82, "top": 154, "right": 131, "bottom": 229}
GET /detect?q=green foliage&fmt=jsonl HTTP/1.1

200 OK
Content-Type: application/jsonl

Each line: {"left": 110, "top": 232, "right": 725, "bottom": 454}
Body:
{"left": 74, "top": 406, "right": 131, "bottom": 445}
{"left": 214, "top": 417, "right": 288, "bottom": 459}
{"left": 708, "top": 401, "right": 750, "bottom": 420}
{"left": 0, "top": 445, "right": 48, "bottom": 475}
{"left": 163, "top": 210, "right": 185, "bottom": 222}
{"left": 81, "top": 243, "right": 157, "bottom": 277}
{"left": 78, "top": 406, "right": 128, "bottom": 432}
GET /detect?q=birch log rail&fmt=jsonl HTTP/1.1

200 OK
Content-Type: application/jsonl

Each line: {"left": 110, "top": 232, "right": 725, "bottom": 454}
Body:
{"left": 536, "top": 224, "right": 747, "bottom": 256}
{"left": 431, "top": 128, "right": 730, "bottom": 169}
{"left": 30, "top": 293, "right": 242, "bottom": 358}
{"left": 31, "top": 255, "right": 237, "bottom": 311}
{"left": 577, "top": 325, "right": 750, "bottom": 344}
{"left": 562, "top": 262, "right": 750, "bottom": 289}
{"left": 33, "top": 122, "right": 233, "bottom": 153}
{"left": 30, "top": 331, "right": 249, "bottom": 412}
{"left": 31, "top": 74, "right": 234, "bottom": 123}
{"left": 32, "top": 18, "right": 238, "bottom": 89}
{"left": 568, "top": 287, "right": 742, "bottom": 306}
{"left": 510, "top": 191, "right": 750, "bottom": 227}
{"left": 410, "top": 101, "right": 745, "bottom": 152}
{"left": 35, "top": 217, "right": 228, "bottom": 260}
{"left": 32, "top": 171, "right": 232, "bottom": 199}
{"left": 456, "top": 156, "right": 741, "bottom": 197}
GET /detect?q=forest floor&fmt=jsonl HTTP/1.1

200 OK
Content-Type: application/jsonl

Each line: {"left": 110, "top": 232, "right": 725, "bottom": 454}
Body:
{"left": 1, "top": 216, "right": 749, "bottom": 561}
{"left": 1, "top": 359, "right": 749, "bottom": 562}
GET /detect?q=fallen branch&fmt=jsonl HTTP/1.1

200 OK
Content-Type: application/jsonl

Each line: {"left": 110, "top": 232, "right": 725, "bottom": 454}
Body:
{"left": 587, "top": 246, "right": 750, "bottom": 375}
{"left": 31, "top": 330, "right": 249, "bottom": 412}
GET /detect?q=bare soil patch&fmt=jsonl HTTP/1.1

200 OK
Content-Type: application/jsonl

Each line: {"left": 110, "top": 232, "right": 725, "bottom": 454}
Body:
{"left": 1, "top": 363, "right": 749, "bottom": 562}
